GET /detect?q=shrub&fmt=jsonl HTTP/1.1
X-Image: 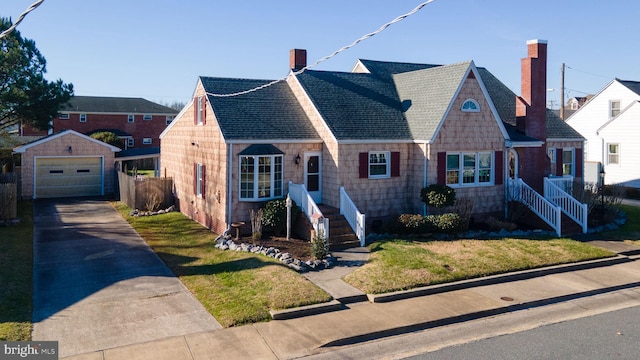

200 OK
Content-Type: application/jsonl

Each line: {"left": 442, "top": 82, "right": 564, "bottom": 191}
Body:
{"left": 310, "top": 230, "right": 329, "bottom": 260}
{"left": 427, "top": 213, "right": 463, "bottom": 234}
{"left": 485, "top": 216, "right": 517, "bottom": 231}
{"left": 261, "top": 199, "right": 299, "bottom": 236}
{"left": 420, "top": 184, "right": 456, "bottom": 209}
{"left": 250, "top": 209, "right": 263, "bottom": 241}
{"left": 397, "top": 214, "right": 433, "bottom": 234}
{"left": 453, "top": 197, "right": 473, "bottom": 231}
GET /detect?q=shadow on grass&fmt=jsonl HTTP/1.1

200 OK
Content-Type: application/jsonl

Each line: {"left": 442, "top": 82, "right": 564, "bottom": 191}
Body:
{"left": 154, "top": 251, "right": 287, "bottom": 277}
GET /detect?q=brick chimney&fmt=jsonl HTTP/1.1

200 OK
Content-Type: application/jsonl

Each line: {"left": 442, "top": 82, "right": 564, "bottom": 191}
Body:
{"left": 516, "top": 39, "right": 547, "bottom": 140}
{"left": 290, "top": 49, "right": 307, "bottom": 71}
{"left": 515, "top": 39, "right": 549, "bottom": 192}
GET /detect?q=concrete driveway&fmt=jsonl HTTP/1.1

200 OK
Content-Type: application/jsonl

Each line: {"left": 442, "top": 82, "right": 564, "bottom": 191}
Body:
{"left": 32, "top": 199, "right": 221, "bottom": 358}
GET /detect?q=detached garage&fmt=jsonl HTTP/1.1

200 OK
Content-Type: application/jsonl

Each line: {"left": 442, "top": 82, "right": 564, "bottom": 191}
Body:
{"left": 13, "top": 130, "right": 120, "bottom": 199}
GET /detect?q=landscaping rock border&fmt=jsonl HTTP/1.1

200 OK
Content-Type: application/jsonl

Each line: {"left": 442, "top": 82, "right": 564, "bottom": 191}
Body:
{"left": 129, "top": 205, "right": 176, "bottom": 217}
{"left": 214, "top": 236, "right": 334, "bottom": 273}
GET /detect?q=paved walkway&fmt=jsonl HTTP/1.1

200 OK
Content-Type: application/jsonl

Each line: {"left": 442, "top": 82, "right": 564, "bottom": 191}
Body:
{"left": 32, "top": 199, "right": 221, "bottom": 358}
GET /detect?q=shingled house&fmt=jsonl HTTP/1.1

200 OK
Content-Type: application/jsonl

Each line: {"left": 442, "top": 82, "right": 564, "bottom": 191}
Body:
{"left": 160, "top": 40, "right": 585, "bottom": 244}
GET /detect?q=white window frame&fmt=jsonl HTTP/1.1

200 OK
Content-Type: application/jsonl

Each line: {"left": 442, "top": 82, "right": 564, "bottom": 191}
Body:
{"left": 196, "top": 96, "right": 204, "bottom": 125}
{"left": 59, "top": 113, "right": 70, "bottom": 120}
{"left": 239, "top": 155, "right": 283, "bottom": 201}
{"left": 461, "top": 99, "right": 480, "bottom": 112}
{"left": 195, "top": 163, "right": 204, "bottom": 197}
{"left": 143, "top": 114, "right": 152, "bottom": 121}
{"left": 562, "top": 148, "right": 575, "bottom": 176}
{"left": 610, "top": 100, "right": 621, "bottom": 118}
{"left": 79, "top": 113, "right": 87, "bottom": 122}
{"left": 607, "top": 143, "right": 619, "bottom": 165}
{"left": 166, "top": 115, "right": 174, "bottom": 125}
{"left": 446, "top": 151, "right": 494, "bottom": 187}
{"left": 142, "top": 138, "right": 152, "bottom": 145}
{"left": 368, "top": 151, "right": 390, "bottom": 179}
{"left": 128, "top": 114, "right": 134, "bottom": 123}
{"left": 547, "top": 148, "right": 556, "bottom": 163}
{"left": 127, "top": 138, "right": 134, "bottom": 148}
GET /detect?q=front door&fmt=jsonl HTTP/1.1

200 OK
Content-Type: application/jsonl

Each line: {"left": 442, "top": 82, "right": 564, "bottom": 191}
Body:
{"left": 304, "top": 152, "right": 322, "bottom": 203}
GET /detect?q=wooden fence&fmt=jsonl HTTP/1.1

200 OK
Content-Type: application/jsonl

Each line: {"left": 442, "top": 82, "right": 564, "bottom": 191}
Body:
{"left": 0, "top": 173, "right": 17, "bottom": 220}
{"left": 117, "top": 171, "right": 173, "bottom": 211}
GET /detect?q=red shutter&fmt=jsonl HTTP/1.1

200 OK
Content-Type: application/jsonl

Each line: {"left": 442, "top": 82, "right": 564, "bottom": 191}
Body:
{"left": 193, "top": 97, "right": 198, "bottom": 125}
{"left": 437, "top": 152, "right": 446, "bottom": 185}
{"left": 575, "top": 148, "right": 583, "bottom": 177}
{"left": 193, "top": 163, "right": 198, "bottom": 194}
{"left": 556, "top": 148, "right": 563, "bottom": 175}
{"left": 391, "top": 152, "right": 400, "bottom": 177}
{"left": 201, "top": 96, "right": 207, "bottom": 125}
{"left": 495, "top": 151, "right": 503, "bottom": 185}
{"left": 359, "top": 152, "right": 368, "bottom": 178}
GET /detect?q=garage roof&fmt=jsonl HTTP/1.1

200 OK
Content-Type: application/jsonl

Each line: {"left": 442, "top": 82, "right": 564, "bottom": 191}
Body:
{"left": 13, "top": 129, "right": 121, "bottom": 153}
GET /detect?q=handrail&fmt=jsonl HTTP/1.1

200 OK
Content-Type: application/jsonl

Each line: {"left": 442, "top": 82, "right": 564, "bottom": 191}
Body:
{"left": 339, "top": 186, "right": 366, "bottom": 246}
{"left": 546, "top": 176, "right": 573, "bottom": 193}
{"left": 288, "top": 182, "right": 329, "bottom": 240}
{"left": 508, "top": 178, "right": 562, "bottom": 237}
{"left": 544, "top": 178, "right": 588, "bottom": 234}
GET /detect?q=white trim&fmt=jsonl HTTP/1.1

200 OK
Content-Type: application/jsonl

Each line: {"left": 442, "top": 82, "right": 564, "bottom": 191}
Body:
{"left": 142, "top": 138, "right": 152, "bottom": 145}
{"left": 143, "top": 114, "right": 153, "bottom": 121}
{"left": 13, "top": 129, "right": 121, "bottom": 153}
{"left": 128, "top": 114, "right": 135, "bottom": 123}
{"left": 238, "top": 154, "right": 284, "bottom": 201}
{"left": 505, "top": 140, "right": 544, "bottom": 148}
{"left": 79, "top": 113, "right": 87, "bottom": 122}
{"left": 159, "top": 99, "right": 192, "bottom": 139}
{"left": 226, "top": 139, "right": 322, "bottom": 145}
{"left": 367, "top": 151, "right": 391, "bottom": 179}
{"left": 461, "top": 98, "right": 480, "bottom": 112}
{"left": 287, "top": 73, "right": 339, "bottom": 144}
{"left": 304, "top": 151, "right": 322, "bottom": 203}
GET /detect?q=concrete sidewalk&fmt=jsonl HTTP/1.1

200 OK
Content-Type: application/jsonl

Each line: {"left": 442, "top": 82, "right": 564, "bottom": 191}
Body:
{"left": 63, "top": 246, "right": 640, "bottom": 360}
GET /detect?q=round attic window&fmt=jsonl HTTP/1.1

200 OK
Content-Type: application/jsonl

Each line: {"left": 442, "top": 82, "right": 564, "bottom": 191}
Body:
{"left": 462, "top": 99, "right": 480, "bottom": 112}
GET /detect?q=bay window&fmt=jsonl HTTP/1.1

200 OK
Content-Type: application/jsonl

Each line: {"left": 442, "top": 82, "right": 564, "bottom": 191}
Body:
{"left": 240, "top": 155, "right": 283, "bottom": 201}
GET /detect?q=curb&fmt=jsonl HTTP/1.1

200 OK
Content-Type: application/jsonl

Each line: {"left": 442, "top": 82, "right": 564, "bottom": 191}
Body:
{"left": 368, "top": 255, "right": 632, "bottom": 303}
{"left": 321, "top": 281, "right": 640, "bottom": 348}
{"left": 272, "top": 255, "right": 632, "bottom": 320}
{"left": 270, "top": 300, "right": 344, "bottom": 320}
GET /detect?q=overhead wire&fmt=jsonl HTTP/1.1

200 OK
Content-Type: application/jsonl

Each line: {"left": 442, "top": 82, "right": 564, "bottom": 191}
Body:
{"left": 207, "top": 0, "right": 436, "bottom": 98}
{"left": 0, "top": 0, "right": 45, "bottom": 40}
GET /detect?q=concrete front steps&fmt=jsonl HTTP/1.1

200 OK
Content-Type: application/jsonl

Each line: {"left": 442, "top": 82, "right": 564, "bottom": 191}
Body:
{"left": 318, "top": 205, "right": 361, "bottom": 250}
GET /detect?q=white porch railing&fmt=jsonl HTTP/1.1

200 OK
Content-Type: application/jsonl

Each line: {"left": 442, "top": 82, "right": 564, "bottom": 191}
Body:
{"left": 288, "top": 182, "right": 329, "bottom": 240}
{"left": 508, "top": 178, "right": 562, "bottom": 237}
{"left": 546, "top": 175, "right": 573, "bottom": 193}
{"left": 339, "top": 186, "right": 366, "bottom": 247}
{"left": 544, "top": 177, "right": 588, "bottom": 234}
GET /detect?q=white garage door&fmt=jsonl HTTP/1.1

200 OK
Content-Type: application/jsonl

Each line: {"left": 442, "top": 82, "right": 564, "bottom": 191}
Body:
{"left": 35, "top": 157, "right": 103, "bottom": 198}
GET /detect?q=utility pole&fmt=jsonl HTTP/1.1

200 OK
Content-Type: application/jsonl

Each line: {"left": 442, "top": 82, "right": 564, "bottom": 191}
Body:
{"left": 560, "top": 63, "right": 565, "bottom": 120}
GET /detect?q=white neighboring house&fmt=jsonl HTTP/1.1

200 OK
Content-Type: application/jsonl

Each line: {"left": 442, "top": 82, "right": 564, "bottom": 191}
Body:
{"left": 566, "top": 79, "right": 640, "bottom": 188}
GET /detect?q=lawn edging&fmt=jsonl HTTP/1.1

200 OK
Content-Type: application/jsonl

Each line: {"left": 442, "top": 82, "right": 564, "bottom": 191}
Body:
{"left": 367, "top": 254, "right": 631, "bottom": 303}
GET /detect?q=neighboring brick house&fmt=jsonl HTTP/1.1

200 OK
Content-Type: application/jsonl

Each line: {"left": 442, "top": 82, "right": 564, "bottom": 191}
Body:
{"left": 566, "top": 79, "right": 640, "bottom": 188}
{"left": 160, "top": 40, "right": 584, "bottom": 237}
{"left": 21, "top": 96, "right": 179, "bottom": 150}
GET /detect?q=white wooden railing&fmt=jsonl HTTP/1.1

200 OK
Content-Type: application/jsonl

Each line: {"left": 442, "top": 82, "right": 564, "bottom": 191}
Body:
{"left": 546, "top": 175, "right": 573, "bottom": 193}
{"left": 339, "top": 186, "right": 366, "bottom": 247}
{"left": 544, "top": 177, "right": 588, "bottom": 234}
{"left": 508, "top": 178, "right": 562, "bottom": 237}
{"left": 288, "top": 182, "right": 329, "bottom": 240}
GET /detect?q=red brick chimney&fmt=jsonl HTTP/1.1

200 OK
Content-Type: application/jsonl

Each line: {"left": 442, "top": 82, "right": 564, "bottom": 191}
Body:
{"left": 290, "top": 49, "right": 307, "bottom": 71}
{"left": 515, "top": 39, "right": 549, "bottom": 192}
{"left": 516, "top": 39, "right": 547, "bottom": 140}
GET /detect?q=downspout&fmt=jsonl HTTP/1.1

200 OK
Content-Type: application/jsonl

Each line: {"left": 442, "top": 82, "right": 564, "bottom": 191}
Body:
{"left": 423, "top": 141, "right": 428, "bottom": 216}
{"left": 504, "top": 147, "right": 511, "bottom": 220}
{"left": 215, "top": 143, "right": 233, "bottom": 241}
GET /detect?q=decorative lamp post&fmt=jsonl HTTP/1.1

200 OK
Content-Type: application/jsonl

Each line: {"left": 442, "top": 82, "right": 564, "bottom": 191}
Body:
{"left": 599, "top": 168, "right": 606, "bottom": 221}
{"left": 286, "top": 194, "right": 292, "bottom": 241}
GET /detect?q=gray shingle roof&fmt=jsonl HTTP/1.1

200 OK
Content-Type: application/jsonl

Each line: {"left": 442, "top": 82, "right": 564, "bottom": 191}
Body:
{"left": 618, "top": 79, "right": 640, "bottom": 96}
{"left": 393, "top": 62, "right": 471, "bottom": 141}
{"left": 294, "top": 70, "right": 410, "bottom": 140}
{"left": 61, "top": 96, "right": 178, "bottom": 114}
{"left": 201, "top": 77, "right": 320, "bottom": 141}
{"left": 357, "top": 59, "right": 440, "bottom": 81}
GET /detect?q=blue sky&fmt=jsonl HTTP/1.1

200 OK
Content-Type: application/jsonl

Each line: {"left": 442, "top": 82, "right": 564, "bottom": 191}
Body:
{"left": 4, "top": 0, "right": 637, "bottom": 107}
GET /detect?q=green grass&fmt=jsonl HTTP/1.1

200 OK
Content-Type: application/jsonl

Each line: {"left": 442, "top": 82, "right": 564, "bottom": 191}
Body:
{"left": 113, "top": 202, "right": 331, "bottom": 327}
{"left": 0, "top": 201, "right": 33, "bottom": 341}
{"left": 344, "top": 238, "right": 615, "bottom": 294}
{"left": 600, "top": 204, "right": 640, "bottom": 245}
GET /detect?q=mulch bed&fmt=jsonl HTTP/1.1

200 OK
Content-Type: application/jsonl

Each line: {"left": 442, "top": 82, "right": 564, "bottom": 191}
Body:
{"left": 236, "top": 236, "right": 312, "bottom": 261}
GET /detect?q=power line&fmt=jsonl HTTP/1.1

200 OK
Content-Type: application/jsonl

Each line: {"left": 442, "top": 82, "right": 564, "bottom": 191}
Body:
{"left": 207, "top": 0, "right": 436, "bottom": 98}
{"left": 0, "top": 0, "right": 45, "bottom": 40}
{"left": 565, "top": 65, "right": 611, "bottom": 80}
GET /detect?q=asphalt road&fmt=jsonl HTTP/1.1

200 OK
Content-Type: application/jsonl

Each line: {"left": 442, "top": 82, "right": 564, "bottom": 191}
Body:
{"left": 403, "top": 305, "right": 640, "bottom": 360}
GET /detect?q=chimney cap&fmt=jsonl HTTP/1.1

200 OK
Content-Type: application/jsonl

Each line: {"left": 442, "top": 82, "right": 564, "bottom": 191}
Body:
{"left": 526, "top": 39, "right": 548, "bottom": 45}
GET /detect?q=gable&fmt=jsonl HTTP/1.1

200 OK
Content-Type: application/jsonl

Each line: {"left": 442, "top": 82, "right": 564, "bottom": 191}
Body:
{"left": 13, "top": 130, "right": 121, "bottom": 153}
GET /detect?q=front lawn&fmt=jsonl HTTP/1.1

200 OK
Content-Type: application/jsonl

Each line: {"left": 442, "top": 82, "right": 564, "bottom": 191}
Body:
{"left": 0, "top": 201, "right": 33, "bottom": 341}
{"left": 601, "top": 204, "right": 640, "bottom": 245}
{"left": 113, "top": 203, "right": 331, "bottom": 327}
{"left": 344, "top": 238, "right": 615, "bottom": 294}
